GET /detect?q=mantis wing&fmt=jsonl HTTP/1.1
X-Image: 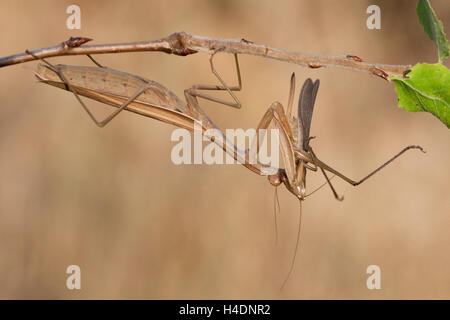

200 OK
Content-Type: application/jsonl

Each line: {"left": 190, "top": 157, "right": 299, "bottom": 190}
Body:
{"left": 298, "top": 78, "right": 319, "bottom": 151}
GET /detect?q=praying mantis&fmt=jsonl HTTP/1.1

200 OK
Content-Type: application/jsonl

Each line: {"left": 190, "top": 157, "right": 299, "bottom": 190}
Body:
{"left": 30, "top": 51, "right": 425, "bottom": 287}
{"left": 30, "top": 51, "right": 424, "bottom": 203}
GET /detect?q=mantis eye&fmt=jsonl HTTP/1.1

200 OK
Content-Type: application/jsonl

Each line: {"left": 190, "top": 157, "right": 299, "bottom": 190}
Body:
{"left": 268, "top": 174, "right": 282, "bottom": 186}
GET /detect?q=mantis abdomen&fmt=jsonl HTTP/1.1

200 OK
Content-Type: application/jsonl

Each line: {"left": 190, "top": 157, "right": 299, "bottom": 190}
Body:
{"left": 35, "top": 64, "right": 188, "bottom": 114}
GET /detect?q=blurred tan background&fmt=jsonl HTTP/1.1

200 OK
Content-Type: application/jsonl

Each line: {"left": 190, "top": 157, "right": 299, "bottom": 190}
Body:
{"left": 0, "top": 0, "right": 449, "bottom": 299}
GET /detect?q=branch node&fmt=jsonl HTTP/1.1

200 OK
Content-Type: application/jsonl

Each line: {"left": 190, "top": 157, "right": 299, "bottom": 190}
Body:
{"left": 346, "top": 54, "right": 363, "bottom": 62}
{"left": 371, "top": 67, "right": 389, "bottom": 80}
{"left": 64, "top": 37, "right": 93, "bottom": 48}
{"left": 166, "top": 32, "right": 197, "bottom": 56}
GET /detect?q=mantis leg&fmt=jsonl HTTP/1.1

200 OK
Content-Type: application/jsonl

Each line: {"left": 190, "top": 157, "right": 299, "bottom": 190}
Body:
{"left": 188, "top": 53, "right": 243, "bottom": 108}
{"left": 243, "top": 81, "right": 345, "bottom": 198}
{"left": 253, "top": 102, "right": 295, "bottom": 148}
{"left": 86, "top": 54, "right": 105, "bottom": 68}
{"left": 27, "top": 50, "right": 152, "bottom": 127}
{"left": 240, "top": 100, "right": 316, "bottom": 189}
{"left": 244, "top": 101, "right": 299, "bottom": 186}
{"left": 309, "top": 145, "right": 426, "bottom": 186}
{"left": 313, "top": 152, "right": 344, "bottom": 201}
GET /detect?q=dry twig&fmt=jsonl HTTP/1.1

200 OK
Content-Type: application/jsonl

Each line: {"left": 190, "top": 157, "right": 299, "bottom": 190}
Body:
{"left": 0, "top": 32, "right": 410, "bottom": 79}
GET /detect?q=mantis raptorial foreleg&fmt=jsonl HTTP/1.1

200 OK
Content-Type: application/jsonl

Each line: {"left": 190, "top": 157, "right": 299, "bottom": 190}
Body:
{"left": 249, "top": 101, "right": 340, "bottom": 199}
{"left": 27, "top": 50, "right": 152, "bottom": 128}
{"left": 245, "top": 74, "right": 425, "bottom": 201}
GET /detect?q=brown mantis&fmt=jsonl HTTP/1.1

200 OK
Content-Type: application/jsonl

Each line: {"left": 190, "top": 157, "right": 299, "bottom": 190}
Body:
{"left": 30, "top": 51, "right": 424, "bottom": 202}
{"left": 30, "top": 51, "right": 424, "bottom": 286}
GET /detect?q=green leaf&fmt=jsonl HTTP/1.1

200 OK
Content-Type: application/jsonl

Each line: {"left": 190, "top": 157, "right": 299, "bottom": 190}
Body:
{"left": 390, "top": 63, "right": 450, "bottom": 128}
{"left": 417, "top": 0, "right": 450, "bottom": 62}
